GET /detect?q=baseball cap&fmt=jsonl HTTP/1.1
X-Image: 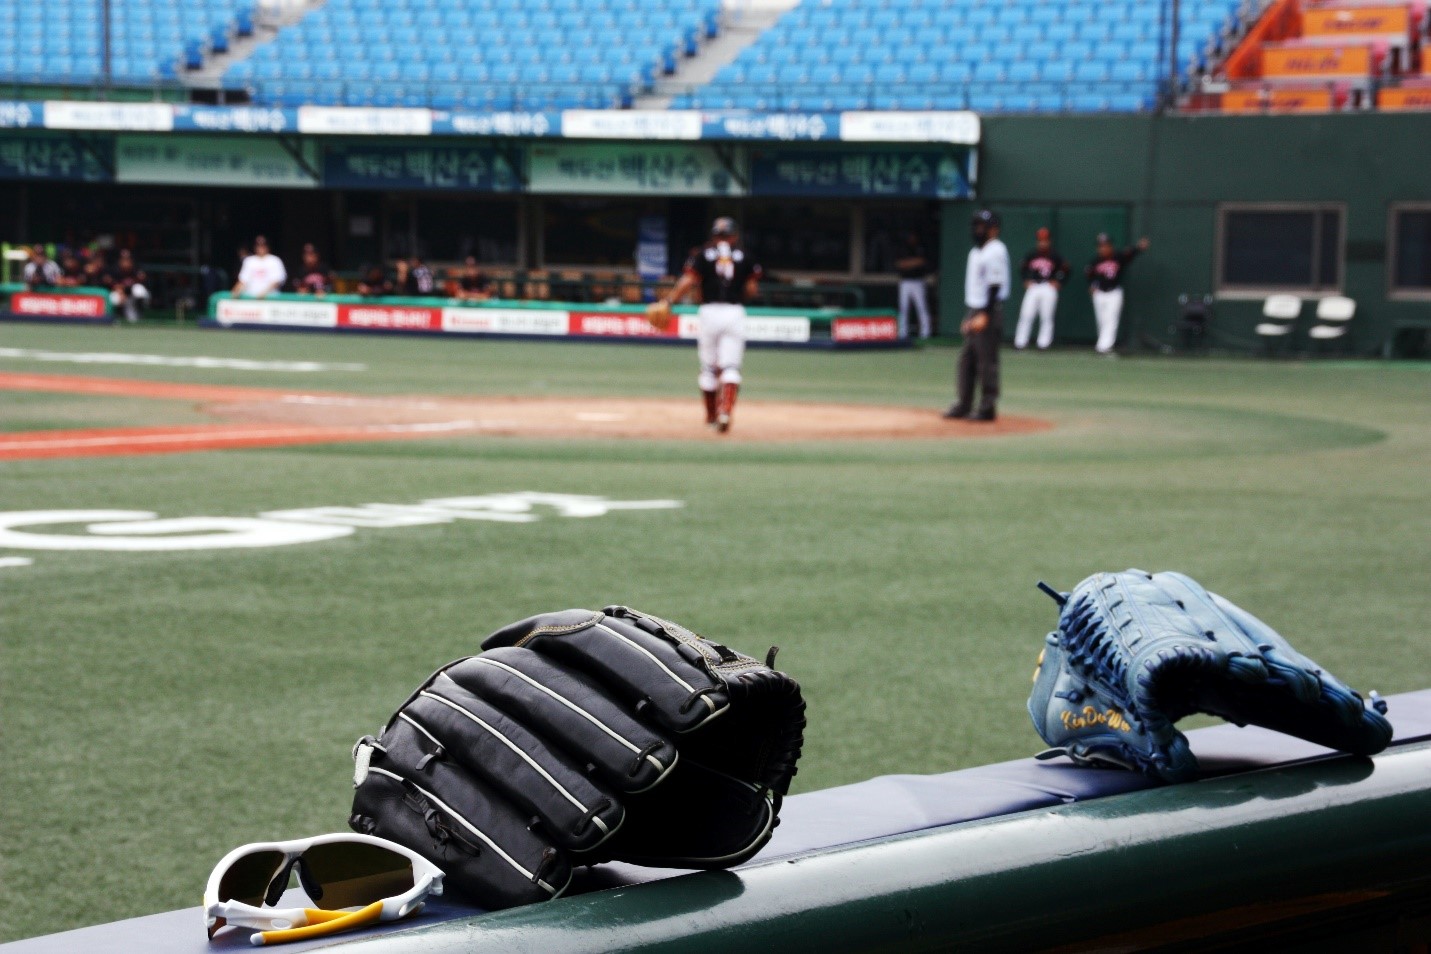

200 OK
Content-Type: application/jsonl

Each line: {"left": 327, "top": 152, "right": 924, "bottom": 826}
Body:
{"left": 1036, "top": 227, "right": 1051, "bottom": 240}
{"left": 1096, "top": 232, "right": 1111, "bottom": 244}
{"left": 971, "top": 209, "right": 1000, "bottom": 228}
{"left": 711, "top": 216, "right": 737, "bottom": 237}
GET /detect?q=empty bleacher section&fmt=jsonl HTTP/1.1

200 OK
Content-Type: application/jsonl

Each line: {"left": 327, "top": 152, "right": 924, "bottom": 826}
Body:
{"left": 224, "top": 0, "right": 721, "bottom": 109}
{"left": 0, "top": 0, "right": 257, "bottom": 89}
{"left": 668, "top": 0, "right": 1240, "bottom": 113}
{"left": 1203, "top": 0, "right": 1429, "bottom": 111}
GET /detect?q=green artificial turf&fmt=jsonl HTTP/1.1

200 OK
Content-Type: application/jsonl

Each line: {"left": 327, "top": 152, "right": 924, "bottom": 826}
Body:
{"left": 1, "top": 323, "right": 1428, "bottom": 941}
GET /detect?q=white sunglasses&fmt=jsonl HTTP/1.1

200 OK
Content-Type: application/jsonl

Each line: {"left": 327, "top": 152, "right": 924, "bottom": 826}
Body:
{"left": 204, "top": 833, "right": 443, "bottom": 946}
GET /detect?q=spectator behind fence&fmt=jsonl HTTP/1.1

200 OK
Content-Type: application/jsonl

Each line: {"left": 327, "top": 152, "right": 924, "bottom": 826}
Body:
{"left": 454, "top": 256, "right": 493, "bottom": 301}
{"left": 81, "top": 254, "right": 107, "bottom": 288}
{"left": 357, "top": 264, "right": 394, "bottom": 297}
{"left": 58, "top": 250, "right": 86, "bottom": 287}
{"left": 410, "top": 257, "right": 437, "bottom": 296}
{"left": 233, "top": 236, "right": 287, "bottom": 298}
{"left": 107, "top": 249, "right": 151, "bottom": 323}
{"left": 293, "top": 245, "right": 334, "bottom": 295}
{"left": 23, "top": 246, "right": 62, "bottom": 289}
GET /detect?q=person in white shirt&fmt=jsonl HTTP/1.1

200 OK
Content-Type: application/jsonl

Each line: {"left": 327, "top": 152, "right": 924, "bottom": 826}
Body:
{"left": 944, "top": 210, "right": 1010, "bottom": 422}
{"left": 232, "top": 235, "right": 287, "bottom": 298}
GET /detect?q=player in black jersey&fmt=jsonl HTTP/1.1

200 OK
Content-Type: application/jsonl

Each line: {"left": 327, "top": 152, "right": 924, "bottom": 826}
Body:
{"left": 1086, "top": 233, "right": 1149, "bottom": 354}
{"left": 1014, "top": 227, "right": 1068, "bottom": 351}
{"left": 654, "top": 217, "right": 762, "bottom": 433}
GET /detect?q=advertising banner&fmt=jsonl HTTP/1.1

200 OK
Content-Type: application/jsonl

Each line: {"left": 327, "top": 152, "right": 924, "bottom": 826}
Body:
{"left": 115, "top": 135, "right": 318, "bottom": 188}
{"left": 839, "top": 110, "right": 980, "bottom": 144}
{"left": 636, "top": 215, "right": 668, "bottom": 296}
{"left": 749, "top": 147, "right": 972, "bottom": 198}
{"left": 1302, "top": 6, "right": 1410, "bottom": 39}
{"left": 0, "top": 135, "right": 111, "bottom": 182}
{"left": 702, "top": 112, "right": 835, "bottom": 142}
{"left": 215, "top": 299, "right": 338, "bottom": 327}
{"left": 336, "top": 303, "right": 442, "bottom": 331}
{"left": 296, "top": 106, "right": 433, "bottom": 136}
{"left": 6, "top": 293, "right": 109, "bottom": 320}
{"left": 1262, "top": 45, "right": 1373, "bottom": 79}
{"left": 0, "top": 101, "right": 41, "bottom": 129}
{"left": 431, "top": 111, "right": 559, "bottom": 137}
{"left": 44, "top": 101, "right": 174, "bottom": 131}
{"left": 529, "top": 142, "right": 743, "bottom": 195}
{"left": 442, "top": 307, "right": 570, "bottom": 335}
{"left": 569, "top": 311, "right": 679, "bottom": 337}
{"left": 560, "top": 110, "right": 703, "bottom": 140}
{"left": 322, "top": 144, "right": 521, "bottom": 192}
{"left": 832, "top": 316, "right": 899, "bottom": 342}
{"left": 172, "top": 105, "right": 295, "bottom": 134}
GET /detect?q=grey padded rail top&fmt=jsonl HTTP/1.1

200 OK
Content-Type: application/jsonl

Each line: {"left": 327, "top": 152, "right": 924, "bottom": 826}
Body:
{"left": 7, "top": 689, "right": 1429, "bottom": 954}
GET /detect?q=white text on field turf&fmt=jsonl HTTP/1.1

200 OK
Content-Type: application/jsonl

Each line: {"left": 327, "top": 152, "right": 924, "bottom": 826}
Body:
{"left": 0, "top": 493, "right": 684, "bottom": 555}
{"left": 0, "top": 347, "right": 366, "bottom": 373}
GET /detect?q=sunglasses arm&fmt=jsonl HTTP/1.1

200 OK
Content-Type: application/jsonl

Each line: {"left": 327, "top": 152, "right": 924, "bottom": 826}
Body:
{"left": 250, "top": 901, "right": 387, "bottom": 946}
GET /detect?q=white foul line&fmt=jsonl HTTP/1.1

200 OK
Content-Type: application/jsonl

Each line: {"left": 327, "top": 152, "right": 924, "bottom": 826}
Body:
{"left": 0, "top": 557, "right": 33, "bottom": 569}
{"left": 0, "top": 347, "right": 366, "bottom": 373}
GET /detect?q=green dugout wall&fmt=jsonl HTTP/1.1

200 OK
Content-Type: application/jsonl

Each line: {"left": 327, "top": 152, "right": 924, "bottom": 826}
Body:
{"left": 940, "top": 112, "right": 1431, "bottom": 355}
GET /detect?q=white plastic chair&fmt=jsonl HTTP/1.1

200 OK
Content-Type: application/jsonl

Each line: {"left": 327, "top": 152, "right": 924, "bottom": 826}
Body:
{"left": 1255, "top": 294, "right": 1301, "bottom": 354}
{"left": 1308, "top": 295, "right": 1356, "bottom": 347}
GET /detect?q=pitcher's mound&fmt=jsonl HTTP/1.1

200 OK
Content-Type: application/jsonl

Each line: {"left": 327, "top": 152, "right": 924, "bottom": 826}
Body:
{"left": 209, "top": 394, "right": 1054, "bottom": 443}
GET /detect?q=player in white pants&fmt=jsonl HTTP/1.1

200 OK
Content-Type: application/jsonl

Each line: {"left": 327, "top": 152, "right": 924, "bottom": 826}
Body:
{"left": 895, "top": 232, "right": 933, "bottom": 339}
{"left": 1085, "top": 233, "right": 1150, "bottom": 354}
{"left": 1015, "top": 228, "right": 1068, "bottom": 350}
{"left": 653, "top": 217, "right": 762, "bottom": 434}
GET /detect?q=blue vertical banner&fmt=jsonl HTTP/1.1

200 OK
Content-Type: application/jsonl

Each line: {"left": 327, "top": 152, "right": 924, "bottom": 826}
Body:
{"left": 636, "top": 215, "right": 669, "bottom": 301}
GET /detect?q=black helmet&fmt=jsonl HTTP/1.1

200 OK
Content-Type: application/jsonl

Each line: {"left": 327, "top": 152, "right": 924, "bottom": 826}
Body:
{"left": 711, "top": 216, "right": 738, "bottom": 237}
{"left": 971, "top": 209, "right": 1000, "bottom": 228}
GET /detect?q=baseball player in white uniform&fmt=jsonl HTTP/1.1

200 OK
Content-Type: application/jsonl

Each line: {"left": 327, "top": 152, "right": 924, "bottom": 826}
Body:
{"left": 1086, "top": 233, "right": 1150, "bottom": 355}
{"left": 1015, "top": 227, "right": 1069, "bottom": 351}
{"left": 232, "top": 235, "right": 287, "bottom": 298}
{"left": 653, "top": 217, "right": 762, "bottom": 433}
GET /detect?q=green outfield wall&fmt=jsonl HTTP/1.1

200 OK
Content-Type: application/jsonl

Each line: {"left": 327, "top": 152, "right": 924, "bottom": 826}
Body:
{"left": 941, "top": 112, "right": 1431, "bottom": 355}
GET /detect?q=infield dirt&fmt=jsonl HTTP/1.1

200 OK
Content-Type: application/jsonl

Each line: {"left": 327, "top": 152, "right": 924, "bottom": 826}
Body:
{"left": 0, "top": 372, "right": 1051, "bottom": 458}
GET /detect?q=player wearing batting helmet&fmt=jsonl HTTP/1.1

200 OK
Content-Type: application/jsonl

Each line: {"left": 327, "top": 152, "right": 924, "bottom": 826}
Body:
{"left": 653, "top": 217, "right": 762, "bottom": 434}
{"left": 945, "top": 209, "right": 1010, "bottom": 422}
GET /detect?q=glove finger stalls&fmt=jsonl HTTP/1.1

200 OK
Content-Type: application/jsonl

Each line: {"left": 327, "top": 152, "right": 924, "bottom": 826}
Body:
{"left": 446, "top": 647, "right": 678, "bottom": 793}
{"left": 404, "top": 676, "right": 623, "bottom": 852}
{"left": 484, "top": 608, "right": 731, "bottom": 734}
{"left": 351, "top": 745, "right": 570, "bottom": 909}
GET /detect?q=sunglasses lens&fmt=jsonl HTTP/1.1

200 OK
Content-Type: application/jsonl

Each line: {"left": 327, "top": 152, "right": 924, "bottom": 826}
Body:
{"left": 217, "top": 850, "right": 286, "bottom": 906}
{"left": 300, "top": 843, "right": 415, "bottom": 910}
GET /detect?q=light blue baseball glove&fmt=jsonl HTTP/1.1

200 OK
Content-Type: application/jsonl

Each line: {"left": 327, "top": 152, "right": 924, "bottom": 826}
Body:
{"left": 1028, "top": 569, "right": 1393, "bottom": 782}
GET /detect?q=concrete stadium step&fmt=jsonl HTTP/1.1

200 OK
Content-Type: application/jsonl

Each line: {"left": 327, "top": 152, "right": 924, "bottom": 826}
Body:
{"left": 636, "top": 0, "right": 797, "bottom": 109}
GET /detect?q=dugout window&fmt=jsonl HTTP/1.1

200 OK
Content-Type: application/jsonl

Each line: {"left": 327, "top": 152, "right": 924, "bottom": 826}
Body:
{"left": 1389, "top": 204, "right": 1431, "bottom": 298}
{"left": 1216, "top": 204, "right": 1344, "bottom": 296}
{"left": 740, "top": 202, "right": 853, "bottom": 274}
{"left": 541, "top": 197, "right": 662, "bottom": 267}
{"left": 860, "top": 204, "right": 939, "bottom": 275}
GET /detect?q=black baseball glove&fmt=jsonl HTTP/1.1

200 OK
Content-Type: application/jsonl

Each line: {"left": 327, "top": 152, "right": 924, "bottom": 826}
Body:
{"left": 350, "top": 606, "right": 806, "bottom": 909}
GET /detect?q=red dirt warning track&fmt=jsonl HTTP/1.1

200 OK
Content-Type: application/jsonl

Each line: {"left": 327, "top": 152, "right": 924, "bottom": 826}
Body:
{"left": 0, "top": 372, "right": 1052, "bottom": 460}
